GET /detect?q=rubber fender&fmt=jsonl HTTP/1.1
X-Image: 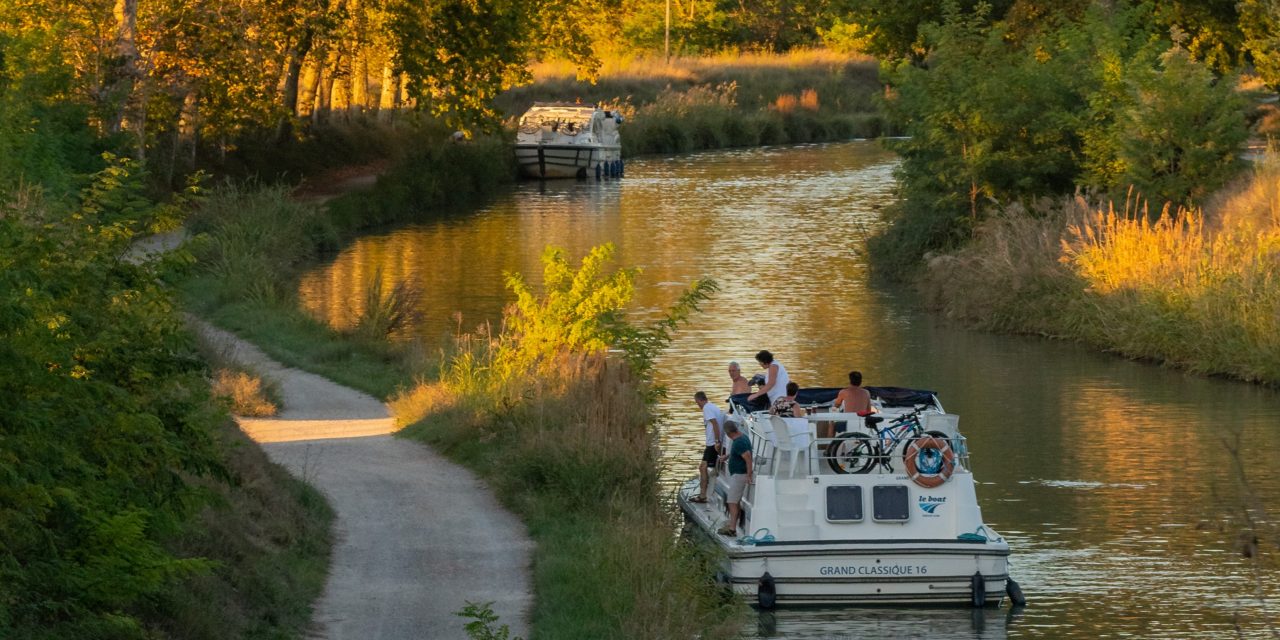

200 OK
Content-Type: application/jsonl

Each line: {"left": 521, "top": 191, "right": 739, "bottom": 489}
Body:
{"left": 970, "top": 571, "right": 986, "bottom": 608}
{"left": 1006, "top": 577, "right": 1027, "bottom": 607}
{"left": 757, "top": 572, "right": 777, "bottom": 610}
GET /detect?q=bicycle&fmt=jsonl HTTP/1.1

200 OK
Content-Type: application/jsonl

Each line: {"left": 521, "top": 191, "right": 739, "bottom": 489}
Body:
{"left": 827, "top": 405, "right": 947, "bottom": 474}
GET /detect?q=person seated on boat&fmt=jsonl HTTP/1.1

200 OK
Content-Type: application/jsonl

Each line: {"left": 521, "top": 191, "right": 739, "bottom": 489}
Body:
{"left": 692, "top": 391, "right": 727, "bottom": 504}
{"left": 746, "top": 350, "right": 790, "bottom": 408}
{"left": 769, "top": 382, "right": 806, "bottom": 417}
{"left": 717, "top": 421, "right": 753, "bottom": 537}
{"left": 728, "top": 361, "right": 751, "bottom": 396}
{"left": 833, "top": 370, "right": 875, "bottom": 433}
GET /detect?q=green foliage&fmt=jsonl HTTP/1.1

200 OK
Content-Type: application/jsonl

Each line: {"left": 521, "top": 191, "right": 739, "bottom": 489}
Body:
{"left": 497, "top": 243, "right": 716, "bottom": 384}
{"left": 0, "top": 27, "right": 99, "bottom": 196}
{"left": 502, "top": 244, "right": 638, "bottom": 370}
{"left": 869, "top": 2, "right": 1250, "bottom": 276}
{"left": 831, "top": 0, "right": 1013, "bottom": 61}
{"left": 457, "top": 602, "right": 522, "bottom": 640}
{"left": 1239, "top": 0, "right": 1280, "bottom": 89}
{"left": 395, "top": 245, "right": 733, "bottom": 638}
{"left": 1116, "top": 44, "right": 1248, "bottom": 206}
{"left": 0, "top": 160, "right": 222, "bottom": 638}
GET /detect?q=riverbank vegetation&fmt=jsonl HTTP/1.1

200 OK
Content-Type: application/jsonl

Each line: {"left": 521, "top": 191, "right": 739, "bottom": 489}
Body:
{"left": 920, "top": 153, "right": 1280, "bottom": 384}
{"left": 393, "top": 245, "right": 734, "bottom": 638}
{"left": 862, "top": 2, "right": 1280, "bottom": 386}
{"left": 498, "top": 50, "right": 889, "bottom": 155}
{"left": 0, "top": 163, "right": 331, "bottom": 639}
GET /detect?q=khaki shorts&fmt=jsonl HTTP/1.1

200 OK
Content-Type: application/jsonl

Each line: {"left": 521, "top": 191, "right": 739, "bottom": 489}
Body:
{"left": 726, "top": 473, "right": 750, "bottom": 504}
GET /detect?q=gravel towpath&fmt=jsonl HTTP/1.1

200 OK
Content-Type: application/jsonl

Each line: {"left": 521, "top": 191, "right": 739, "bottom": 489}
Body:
{"left": 194, "top": 319, "right": 533, "bottom": 640}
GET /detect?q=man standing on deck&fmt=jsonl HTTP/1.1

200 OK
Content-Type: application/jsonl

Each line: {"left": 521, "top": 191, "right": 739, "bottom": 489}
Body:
{"left": 718, "top": 421, "right": 753, "bottom": 537}
{"left": 693, "top": 391, "right": 727, "bottom": 504}
{"left": 728, "top": 361, "right": 751, "bottom": 396}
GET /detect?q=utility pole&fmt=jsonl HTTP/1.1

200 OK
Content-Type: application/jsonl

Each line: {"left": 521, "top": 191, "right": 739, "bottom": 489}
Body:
{"left": 664, "top": 0, "right": 671, "bottom": 63}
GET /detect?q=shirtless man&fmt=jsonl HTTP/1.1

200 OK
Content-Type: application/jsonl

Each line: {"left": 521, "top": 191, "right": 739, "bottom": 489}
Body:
{"left": 728, "top": 361, "right": 751, "bottom": 396}
{"left": 834, "top": 371, "right": 873, "bottom": 433}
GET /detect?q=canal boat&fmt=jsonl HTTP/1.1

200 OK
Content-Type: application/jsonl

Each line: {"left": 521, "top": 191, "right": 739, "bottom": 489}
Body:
{"left": 678, "top": 387, "right": 1018, "bottom": 608}
{"left": 515, "top": 103, "right": 623, "bottom": 179}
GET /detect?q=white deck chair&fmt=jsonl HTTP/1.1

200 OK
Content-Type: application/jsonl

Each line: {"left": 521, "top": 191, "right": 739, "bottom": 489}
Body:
{"left": 770, "top": 416, "right": 814, "bottom": 477}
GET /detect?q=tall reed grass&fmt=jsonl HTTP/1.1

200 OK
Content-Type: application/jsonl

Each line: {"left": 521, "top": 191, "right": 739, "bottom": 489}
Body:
{"left": 921, "top": 153, "right": 1280, "bottom": 383}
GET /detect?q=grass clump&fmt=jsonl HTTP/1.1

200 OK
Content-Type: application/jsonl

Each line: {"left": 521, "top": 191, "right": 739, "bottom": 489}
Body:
{"left": 920, "top": 152, "right": 1280, "bottom": 384}
{"left": 393, "top": 244, "right": 735, "bottom": 639}
{"left": 210, "top": 370, "right": 280, "bottom": 417}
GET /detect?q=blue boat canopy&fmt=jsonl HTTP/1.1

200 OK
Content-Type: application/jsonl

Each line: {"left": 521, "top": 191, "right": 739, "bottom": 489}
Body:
{"left": 728, "top": 386, "right": 937, "bottom": 413}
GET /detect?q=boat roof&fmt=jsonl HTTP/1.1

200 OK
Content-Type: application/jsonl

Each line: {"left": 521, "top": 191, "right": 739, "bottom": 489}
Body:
{"left": 728, "top": 386, "right": 937, "bottom": 413}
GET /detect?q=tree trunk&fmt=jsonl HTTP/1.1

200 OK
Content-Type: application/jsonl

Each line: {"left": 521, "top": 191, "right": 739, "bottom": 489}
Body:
{"left": 377, "top": 64, "right": 398, "bottom": 122}
{"left": 331, "top": 64, "right": 350, "bottom": 121}
{"left": 314, "top": 50, "right": 342, "bottom": 124}
{"left": 350, "top": 51, "right": 368, "bottom": 116}
{"left": 397, "top": 72, "right": 411, "bottom": 108}
{"left": 297, "top": 53, "right": 321, "bottom": 118}
{"left": 108, "top": 0, "right": 140, "bottom": 137}
{"left": 177, "top": 89, "right": 199, "bottom": 171}
{"left": 276, "top": 38, "right": 311, "bottom": 141}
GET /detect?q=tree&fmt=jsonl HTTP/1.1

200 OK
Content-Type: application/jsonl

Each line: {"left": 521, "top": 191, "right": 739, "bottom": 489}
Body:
{"left": 1116, "top": 42, "right": 1248, "bottom": 206}
{"left": 1239, "top": 0, "right": 1280, "bottom": 89}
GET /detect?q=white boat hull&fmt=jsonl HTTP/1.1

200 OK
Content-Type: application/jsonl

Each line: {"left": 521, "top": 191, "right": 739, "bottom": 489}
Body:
{"left": 515, "top": 143, "right": 621, "bottom": 179}
{"left": 679, "top": 488, "right": 1010, "bottom": 606}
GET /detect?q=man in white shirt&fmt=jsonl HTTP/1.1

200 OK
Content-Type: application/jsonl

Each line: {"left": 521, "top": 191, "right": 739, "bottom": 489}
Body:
{"left": 693, "top": 391, "right": 728, "bottom": 503}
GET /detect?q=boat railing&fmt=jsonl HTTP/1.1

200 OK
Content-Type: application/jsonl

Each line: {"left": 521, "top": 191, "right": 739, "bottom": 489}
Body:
{"left": 738, "top": 412, "right": 972, "bottom": 478}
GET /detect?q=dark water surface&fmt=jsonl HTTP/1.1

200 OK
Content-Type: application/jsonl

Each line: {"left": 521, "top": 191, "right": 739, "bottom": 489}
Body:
{"left": 299, "top": 142, "right": 1280, "bottom": 638}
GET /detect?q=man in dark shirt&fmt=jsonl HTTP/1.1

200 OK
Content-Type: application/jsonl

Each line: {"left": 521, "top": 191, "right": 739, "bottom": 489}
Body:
{"left": 717, "top": 422, "right": 753, "bottom": 536}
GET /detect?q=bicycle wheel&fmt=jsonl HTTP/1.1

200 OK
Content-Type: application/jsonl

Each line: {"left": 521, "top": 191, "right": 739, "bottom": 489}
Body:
{"left": 827, "top": 432, "right": 875, "bottom": 474}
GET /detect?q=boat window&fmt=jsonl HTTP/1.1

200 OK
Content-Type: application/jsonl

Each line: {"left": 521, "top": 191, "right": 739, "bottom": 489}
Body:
{"left": 872, "top": 485, "right": 911, "bottom": 522}
{"left": 825, "top": 486, "right": 863, "bottom": 522}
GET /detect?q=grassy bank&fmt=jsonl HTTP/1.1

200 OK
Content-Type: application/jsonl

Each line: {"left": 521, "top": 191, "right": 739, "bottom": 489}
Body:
{"left": 390, "top": 246, "right": 734, "bottom": 638}
{"left": 180, "top": 134, "right": 515, "bottom": 398}
{"left": 918, "top": 153, "right": 1280, "bottom": 384}
{"left": 183, "top": 164, "right": 740, "bottom": 636}
{"left": 396, "top": 354, "right": 735, "bottom": 639}
{"left": 497, "top": 50, "right": 889, "bottom": 155}
{"left": 143, "top": 420, "right": 332, "bottom": 639}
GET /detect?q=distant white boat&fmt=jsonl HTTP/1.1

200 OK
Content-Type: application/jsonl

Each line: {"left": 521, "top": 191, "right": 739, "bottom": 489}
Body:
{"left": 515, "top": 103, "right": 623, "bottom": 179}
{"left": 679, "top": 387, "right": 1021, "bottom": 609}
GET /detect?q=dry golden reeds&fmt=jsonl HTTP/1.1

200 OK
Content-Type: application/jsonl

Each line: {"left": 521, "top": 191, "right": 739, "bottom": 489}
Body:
{"left": 923, "top": 153, "right": 1280, "bottom": 383}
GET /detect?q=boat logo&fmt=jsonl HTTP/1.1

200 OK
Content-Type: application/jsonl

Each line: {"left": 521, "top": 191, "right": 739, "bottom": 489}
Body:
{"left": 918, "top": 496, "right": 945, "bottom": 516}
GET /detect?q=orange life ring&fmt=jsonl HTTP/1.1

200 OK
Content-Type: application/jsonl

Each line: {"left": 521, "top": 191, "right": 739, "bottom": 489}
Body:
{"left": 903, "top": 436, "right": 955, "bottom": 489}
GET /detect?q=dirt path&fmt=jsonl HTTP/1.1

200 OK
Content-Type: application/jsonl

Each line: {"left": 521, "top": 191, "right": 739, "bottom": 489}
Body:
{"left": 192, "top": 298, "right": 532, "bottom": 639}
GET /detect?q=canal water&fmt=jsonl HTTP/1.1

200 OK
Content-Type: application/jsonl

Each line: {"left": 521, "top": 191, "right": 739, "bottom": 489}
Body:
{"left": 298, "top": 142, "right": 1280, "bottom": 638}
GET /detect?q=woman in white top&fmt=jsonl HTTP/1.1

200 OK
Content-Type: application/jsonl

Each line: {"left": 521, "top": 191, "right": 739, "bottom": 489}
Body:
{"left": 746, "top": 350, "right": 790, "bottom": 406}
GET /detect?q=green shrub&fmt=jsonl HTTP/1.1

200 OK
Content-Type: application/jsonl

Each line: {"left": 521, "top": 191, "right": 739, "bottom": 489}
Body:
{"left": 0, "top": 159, "right": 218, "bottom": 638}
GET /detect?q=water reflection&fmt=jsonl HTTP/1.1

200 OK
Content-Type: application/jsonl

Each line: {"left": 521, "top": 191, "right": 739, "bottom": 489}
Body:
{"left": 298, "top": 142, "right": 1280, "bottom": 637}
